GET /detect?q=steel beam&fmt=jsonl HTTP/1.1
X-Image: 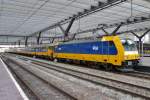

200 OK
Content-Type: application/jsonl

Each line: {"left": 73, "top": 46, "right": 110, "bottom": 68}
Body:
{"left": 0, "top": 34, "right": 26, "bottom": 38}
{"left": 25, "top": 36, "right": 29, "bottom": 46}
{"left": 58, "top": 18, "right": 75, "bottom": 41}
{"left": 18, "top": 40, "right": 21, "bottom": 46}
{"left": 3, "top": 27, "right": 149, "bottom": 45}
{"left": 71, "top": 33, "right": 77, "bottom": 40}
{"left": 111, "top": 24, "right": 122, "bottom": 35}
{"left": 37, "top": 32, "right": 41, "bottom": 45}
{"left": 131, "top": 32, "right": 140, "bottom": 38}
{"left": 51, "top": 38, "right": 55, "bottom": 43}
{"left": 131, "top": 29, "right": 150, "bottom": 39}
{"left": 118, "top": 27, "right": 149, "bottom": 34}
{"left": 130, "top": 29, "right": 150, "bottom": 54}
{"left": 74, "top": 16, "right": 150, "bottom": 36}
{"left": 30, "top": 0, "right": 127, "bottom": 37}
{"left": 141, "top": 29, "right": 150, "bottom": 38}
{"left": 58, "top": 24, "right": 65, "bottom": 34}
{"left": 0, "top": 34, "right": 60, "bottom": 39}
{"left": 0, "top": 41, "right": 32, "bottom": 45}
{"left": 94, "top": 27, "right": 150, "bottom": 38}
{"left": 64, "top": 18, "right": 75, "bottom": 37}
{"left": 101, "top": 28, "right": 109, "bottom": 35}
{"left": 65, "top": 33, "right": 77, "bottom": 42}
{"left": 131, "top": 31, "right": 142, "bottom": 54}
{"left": 97, "top": 23, "right": 122, "bottom": 36}
{"left": 14, "top": 42, "right": 17, "bottom": 45}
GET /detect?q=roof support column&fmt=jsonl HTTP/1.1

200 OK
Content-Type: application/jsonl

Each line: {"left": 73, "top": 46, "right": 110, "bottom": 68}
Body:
{"left": 65, "top": 18, "right": 75, "bottom": 37}
{"left": 37, "top": 32, "right": 41, "bottom": 45}
{"left": 14, "top": 42, "right": 17, "bottom": 46}
{"left": 111, "top": 24, "right": 122, "bottom": 35}
{"left": 149, "top": 33, "right": 150, "bottom": 42}
{"left": 58, "top": 24, "right": 65, "bottom": 34}
{"left": 99, "top": 23, "right": 122, "bottom": 36}
{"left": 64, "top": 18, "right": 75, "bottom": 41}
{"left": 18, "top": 40, "right": 21, "bottom": 46}
{"left": 101, "top": 28, "right": 109, "bottom": 35}
{"left": 58, "top": 18, "right": 75, "bottom": 41}
{"left": 131, "top": 29, "right": 150, "bottom": 56}
{"left": 25, "top": 36, "right": 29, "bottom": 46}
{"left": 139, "top": 38, "right": 142, "bottom": 56}
{"left": 50, "top": 38, "right": 55, "bottom": 43}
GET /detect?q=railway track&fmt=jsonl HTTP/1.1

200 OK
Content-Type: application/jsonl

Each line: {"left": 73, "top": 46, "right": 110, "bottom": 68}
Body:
{"left": 14, "top": 53, "right": 150, "bottom": 81}
{"left": 30, "top": 62, "right": 150, "bottom": 99}
{"left": 2, "top": 58, "right": 39, "bottom": 100}
{"left": 13, "top": 53, "right": 150, "bottom": 81}
{"left": 8, "top": 54, "right": 150, "bottom": 99}
{"left": 119, "top": 71, "right": 150, "bottom": 80}
{"left": 2, "top": 55, "right": 107, "bottom": 100}
{"left": 1, "top": 56, "right": 76, "bottom": 100}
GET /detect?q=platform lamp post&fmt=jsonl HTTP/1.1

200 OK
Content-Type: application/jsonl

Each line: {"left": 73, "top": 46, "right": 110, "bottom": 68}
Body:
{"left": 131, "top": 29, "right": 150, "bottom": 57}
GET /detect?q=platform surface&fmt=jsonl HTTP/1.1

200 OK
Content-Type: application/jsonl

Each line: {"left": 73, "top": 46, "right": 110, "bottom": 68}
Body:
{"left": 0, "top": 59, "right": 25, "bottom": 100}
{"left": 140, "top": 57, "right": 150, "bottom": 67}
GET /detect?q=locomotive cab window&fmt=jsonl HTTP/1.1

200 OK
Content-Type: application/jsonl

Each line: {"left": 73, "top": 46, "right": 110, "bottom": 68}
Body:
{"left": 108, "top": 41, "right": 115, "bottom": 47}
{"left": 121, "top": 39, "right": 137, "bottom": 51}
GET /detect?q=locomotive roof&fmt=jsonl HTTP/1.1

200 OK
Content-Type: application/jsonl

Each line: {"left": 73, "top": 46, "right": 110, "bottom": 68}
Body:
{"left": 27, "top": 43, "right": 56, "bottom": 48}
{"left": 62, "top": 38, "right": 102, "bottom": 45}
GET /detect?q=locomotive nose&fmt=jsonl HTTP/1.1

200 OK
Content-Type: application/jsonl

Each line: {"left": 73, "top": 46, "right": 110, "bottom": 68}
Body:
{"left": 124, "top": 51, "right": 139, "bottom": 60}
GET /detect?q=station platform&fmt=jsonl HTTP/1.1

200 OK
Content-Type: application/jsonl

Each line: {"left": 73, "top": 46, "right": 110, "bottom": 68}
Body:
{"left": 0, "top": 58, "right": 28, "bottom": 100}
{"left": 140, "top": 57, "right": 150, "bottom": 67}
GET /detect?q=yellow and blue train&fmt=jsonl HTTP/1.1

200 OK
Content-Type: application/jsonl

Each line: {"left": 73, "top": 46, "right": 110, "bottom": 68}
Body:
{"left": 9, "top": 36, "right": 140, "bottom": 71}
{"left": 11, "top": 44, "right": 54, "bottom": 60}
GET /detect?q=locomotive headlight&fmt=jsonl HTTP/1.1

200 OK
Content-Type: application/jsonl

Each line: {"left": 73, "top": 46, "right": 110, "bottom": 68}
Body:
{"left": 124, "top": 55, "right": 128, "bottom": 59}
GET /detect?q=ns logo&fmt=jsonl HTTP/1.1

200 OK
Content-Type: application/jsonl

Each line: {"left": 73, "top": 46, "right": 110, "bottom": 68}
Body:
{"left": 92, "top": 46, "right": 99, "bottom": 51}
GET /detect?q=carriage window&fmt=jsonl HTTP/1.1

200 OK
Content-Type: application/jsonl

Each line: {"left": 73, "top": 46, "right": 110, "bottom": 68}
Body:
{"left": 41, "top": 47, "right": 47, "bottom": 52}
{"left": 48, "top": 46, "right": 53, "bottom": 49}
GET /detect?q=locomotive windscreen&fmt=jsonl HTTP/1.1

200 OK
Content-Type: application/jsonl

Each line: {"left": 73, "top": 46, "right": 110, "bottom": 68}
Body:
{"left": 121, "top": 39, "right": 137, "bottom": 51}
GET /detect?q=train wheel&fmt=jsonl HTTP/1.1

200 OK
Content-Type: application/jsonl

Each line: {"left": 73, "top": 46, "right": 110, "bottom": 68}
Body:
{"left": 86, "top": 61, "right": 93, "bottom": 67}
{"left": 104, "top": 64, "right": 113, "bottom": 71}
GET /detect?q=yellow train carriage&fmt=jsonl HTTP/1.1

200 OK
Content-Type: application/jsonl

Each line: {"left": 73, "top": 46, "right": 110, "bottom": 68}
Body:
{"left": 32, "top": 44, "right": 54, "bottom": 59}
{"left": 15, "top": 47, "right": 34, "bottom": 56}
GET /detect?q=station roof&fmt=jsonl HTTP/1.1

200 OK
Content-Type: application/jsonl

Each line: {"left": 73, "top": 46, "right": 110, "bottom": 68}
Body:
{"left": 0, "top": 0, "right": 150, "bottom": 44}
